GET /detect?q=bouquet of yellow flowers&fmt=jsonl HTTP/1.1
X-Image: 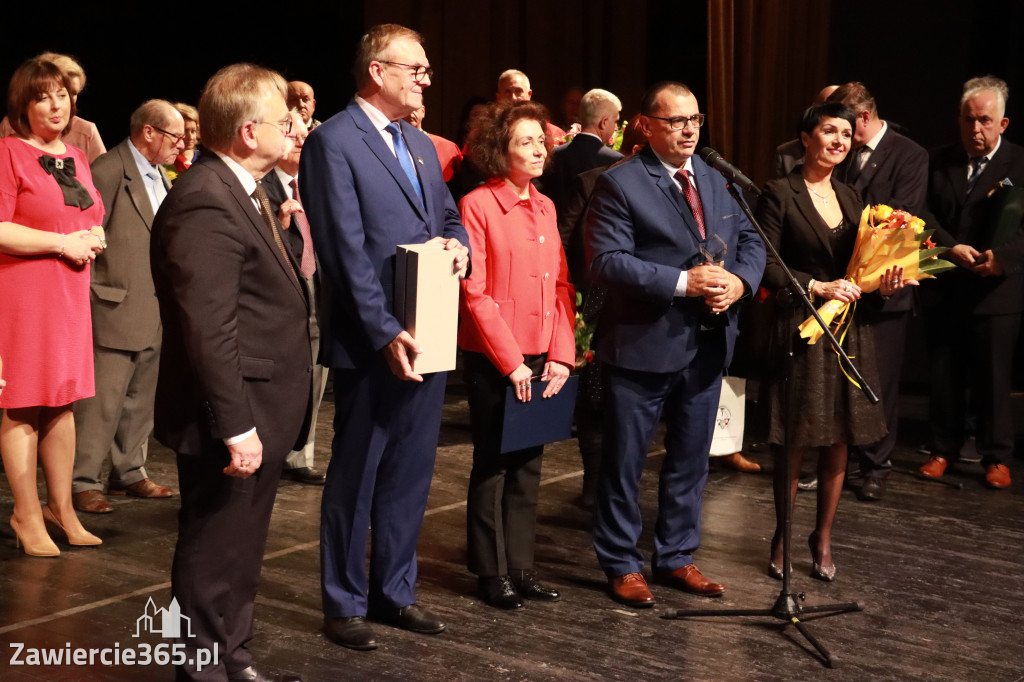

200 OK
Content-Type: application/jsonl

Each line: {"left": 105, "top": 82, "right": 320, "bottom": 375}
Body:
{"left": 798, "top": 204, "right": 956, "bottom": 344}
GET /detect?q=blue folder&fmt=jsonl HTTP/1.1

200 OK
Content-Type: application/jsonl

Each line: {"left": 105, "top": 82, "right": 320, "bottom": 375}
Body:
{"left": 500, "top": 375, "right": 579, "bottom": 453}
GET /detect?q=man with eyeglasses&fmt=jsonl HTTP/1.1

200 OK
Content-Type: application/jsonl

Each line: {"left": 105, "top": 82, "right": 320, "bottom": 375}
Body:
{"left": 586, "top": 81, "right": 765, "bottom": 608}
{"left": 919, "top": 75, "right": 1024, "bottom": 490}
{"left": 72, "top": 99, "right": 184, "bottom": 515}
{"left": 152, "top": 64, "right": 308, "bottom": 682}
{"left": 300, "top": 24, "right": 470, "bottom": 652}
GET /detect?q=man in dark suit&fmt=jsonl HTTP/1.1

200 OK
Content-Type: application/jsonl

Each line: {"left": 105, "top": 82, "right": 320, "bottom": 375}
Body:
{"left": 300, "top": 24, "right": 470, "bottom": 651}
{"left": 152, "top": 64, "right": 308, "bottom": 682}
{"left": 72, "top": 100, "right": 183, "bottom": 514}
{"left": 919, "top": 75, "right": 1024, "bottom": 490}
{"left": 586, "top": 82, "right": 766, "bottom": 607}
{"left": 828, "top": 82, "right": 929, "bottom": 501}
{"left": 541, "top": 88, "right": 623, "bottom": 247}
{"left": 287, "top": 81, "right": 321, "bottom": 131}
{"left": 263, "top": 112, "right": 327, "bottom": 487}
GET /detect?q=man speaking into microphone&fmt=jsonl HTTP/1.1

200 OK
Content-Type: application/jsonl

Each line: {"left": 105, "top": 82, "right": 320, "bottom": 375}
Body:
{"left": 585, "top": 81, "right": 765, "bottom": 607}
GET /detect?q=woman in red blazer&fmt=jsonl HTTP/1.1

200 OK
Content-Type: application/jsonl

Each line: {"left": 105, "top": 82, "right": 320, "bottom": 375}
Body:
{"left": 458, "top": 101, "right": 576, "bottom": 610}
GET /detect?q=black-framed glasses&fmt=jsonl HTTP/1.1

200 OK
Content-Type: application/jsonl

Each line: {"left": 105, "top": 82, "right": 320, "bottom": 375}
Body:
{"left": 378, "top": 60, "right": 433, "bottom": 82}
{"left": 254, "top": 117, "right": 293, "bottom": 135}
{"left": 646, "top": 113, "right": 705, "bottom": 130}
{"left": 153, "top": 126, "right": 186, "bottom": 144}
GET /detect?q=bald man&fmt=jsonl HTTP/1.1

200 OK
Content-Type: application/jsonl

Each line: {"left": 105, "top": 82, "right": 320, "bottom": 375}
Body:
{"left": 288, "top": 80, "right": 321, "bottom": 130}
{"left": 496, "top": 69, "right": 566, "bottom": 148}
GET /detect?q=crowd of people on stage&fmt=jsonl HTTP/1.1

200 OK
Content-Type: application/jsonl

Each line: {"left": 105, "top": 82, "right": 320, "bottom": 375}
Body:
{"left": 0, "top": 22, "right": 1020, "bottom": 682}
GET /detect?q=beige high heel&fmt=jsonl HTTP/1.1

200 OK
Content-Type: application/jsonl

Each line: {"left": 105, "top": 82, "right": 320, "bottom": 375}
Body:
{"left": 10, "top": 516, "right": 60, "bottom": 557}
{"left": 42, "top": 506, "right": 102, "bottom": 546}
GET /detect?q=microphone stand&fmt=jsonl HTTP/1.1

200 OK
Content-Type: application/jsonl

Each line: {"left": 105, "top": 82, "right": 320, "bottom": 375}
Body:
{"left": 662, "top": 180, "right": 877, "bottom": 668}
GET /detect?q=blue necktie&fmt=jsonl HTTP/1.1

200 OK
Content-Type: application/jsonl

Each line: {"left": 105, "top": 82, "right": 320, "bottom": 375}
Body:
{"left": 385, "top": 122, "right": 423, "bottom": 205}
{"left": 965, "top": 156, "right": 988, "bottom": 197}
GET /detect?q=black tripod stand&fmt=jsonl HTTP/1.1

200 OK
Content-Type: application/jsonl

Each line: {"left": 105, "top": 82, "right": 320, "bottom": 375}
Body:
{"left": 663, "top": 178, "right": 875, "bottom": 668}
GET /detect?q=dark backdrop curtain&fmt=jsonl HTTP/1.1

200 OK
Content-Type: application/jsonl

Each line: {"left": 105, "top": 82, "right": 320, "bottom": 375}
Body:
{"left": 707, "top": 0, "right": 832, "bottom": 186}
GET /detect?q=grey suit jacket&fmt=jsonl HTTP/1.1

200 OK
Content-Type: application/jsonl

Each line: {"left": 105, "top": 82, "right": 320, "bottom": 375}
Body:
{"left": 89, "top": 139, "right": 168, "bottom": 351}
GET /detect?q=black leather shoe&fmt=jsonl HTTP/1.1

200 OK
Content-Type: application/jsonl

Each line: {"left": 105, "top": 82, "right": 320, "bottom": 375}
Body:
{"left": 227, "top": 665, "right": 302, "bottom": 681}
{"left": 368, "top": 604, "right": 445, "bottom": 634}
{"left": 323, "top": 616, "right": 378, "bottom": 651}
{"left": 857, "top": 478, "right": 886, "bottom": 502}
{"left": 509, "top": 570, "right": 560, "bottom": 601}
{"left": 282, "top": 467, "right": 326, "bottom": 485}
{"left": 477, "top": 576, "right": 524, "bottom": 609}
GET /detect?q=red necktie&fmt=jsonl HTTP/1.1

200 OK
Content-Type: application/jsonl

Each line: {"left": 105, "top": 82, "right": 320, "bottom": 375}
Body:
{"left": 289, "top": 178, "right": 316, "bottom": 279}
{"left": 677, "top": 169, "right": 706, "bottom": 239}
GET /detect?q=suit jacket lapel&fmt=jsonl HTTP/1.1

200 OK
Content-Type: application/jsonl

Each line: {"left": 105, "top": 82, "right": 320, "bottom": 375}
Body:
{"left": 788, "top": 173, "right": 834, "bottom": 258}
{"left": 350, "top": 103, "right": 428, "bottom": 223}
{"left": 641, "top": 149, "right": 702, "bottom": 242}
{"left": 208, "top": 155, "right": 307, "bottom": 305}
{"left": 118, "top": 142, "right": 156, "bottom": 227}
{"left": 968, "top": 143, "right": 1012, "bottom": 204}
{"left": 857, "top": 133, "right": 891, "bottom": 192}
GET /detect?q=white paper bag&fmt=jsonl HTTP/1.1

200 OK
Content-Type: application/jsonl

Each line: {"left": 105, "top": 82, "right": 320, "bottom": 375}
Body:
{"left": 709, "top": 376, "right": 746, "bottom": 456}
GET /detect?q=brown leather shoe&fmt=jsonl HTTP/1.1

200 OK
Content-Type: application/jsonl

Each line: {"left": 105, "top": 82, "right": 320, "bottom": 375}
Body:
{"left": 109, "top": 479, "right": 176, "bottom": 498}
{"left": 656, "top": 563, "right": 726, "bottom": 596}
{"left": 985, "top": 464, "right": 1011, "bottom": 489}
{"left": 73, "top": 490, "right": 114, "bottom": 514}
{"left": 919, "top": 456, "right": 948, "bottom": 479}
{"left": 720, "top": 452, "right": 761, "bottom": 473}
{"left": 608, "top": 572, "right": 655, "bottom": 608}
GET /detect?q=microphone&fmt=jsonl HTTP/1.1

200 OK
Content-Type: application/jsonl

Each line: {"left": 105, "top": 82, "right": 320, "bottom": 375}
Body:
{"left": 699, "top": 147, "right": 761, "bottom": 196}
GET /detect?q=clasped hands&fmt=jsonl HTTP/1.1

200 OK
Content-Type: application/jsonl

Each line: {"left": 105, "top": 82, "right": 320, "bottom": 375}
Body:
{"left": 810, "top": 266, "right": 918, "bottom": 303}
{"left": 382, "top": 237, "right": 469, "bottom": 382}
{"left": 687, "top": 263, "right": 744, "bottom": 313}
{"left": 507, "top": 361, "right": 570, "bottom": 403}
{"left": 62, "top": 226, "right": 105, "bottom": 266}
{"left": 950, "top": 243, "right": 1003, "bottom": 277}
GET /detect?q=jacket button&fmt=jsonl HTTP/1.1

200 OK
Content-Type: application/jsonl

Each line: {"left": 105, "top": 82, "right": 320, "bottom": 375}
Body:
{"left": 539, "top": 235, "right": 545, "bottom": 244}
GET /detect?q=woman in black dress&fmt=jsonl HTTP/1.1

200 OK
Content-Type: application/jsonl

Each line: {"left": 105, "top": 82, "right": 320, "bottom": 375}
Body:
{"left": 757, "top": 103, "right": 912, "bottom": 581}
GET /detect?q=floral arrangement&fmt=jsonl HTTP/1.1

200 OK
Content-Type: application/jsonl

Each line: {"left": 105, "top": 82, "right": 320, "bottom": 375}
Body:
{"left": 798, "top": 204, "right": 956, "bottom": 344}
{"left": 574, "top": 291, "right": 595, "bottom": 368}
{"left": 609, "top": 119, "right": 628, "bottom": 151}
{"left": 554, "top": 123, "right": 581, "bottom": 147}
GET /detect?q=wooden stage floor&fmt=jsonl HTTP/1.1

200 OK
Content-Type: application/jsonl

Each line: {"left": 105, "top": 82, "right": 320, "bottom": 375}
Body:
{"left": 2, "top": 385, "right": 1022, "bottom": 681}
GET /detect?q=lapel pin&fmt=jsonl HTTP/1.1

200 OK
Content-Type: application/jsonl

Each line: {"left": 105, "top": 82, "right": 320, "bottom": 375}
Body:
{"left": 417, "top": 156, "right": 424, "bottom": 165}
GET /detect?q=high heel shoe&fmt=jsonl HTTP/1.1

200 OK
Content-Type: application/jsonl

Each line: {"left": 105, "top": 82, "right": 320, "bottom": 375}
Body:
{"left": 42, "top": 507, "right": 102, "bottom": 546}
{"left": 10, "top": 517, "right": 60, "bottom": 557}
{"left": 808, "top": 532, "right": 836, "bottom": 582}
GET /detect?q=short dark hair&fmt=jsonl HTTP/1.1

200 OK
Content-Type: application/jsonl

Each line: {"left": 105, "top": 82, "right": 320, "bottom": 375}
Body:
{"left": 640, "top": 81, "right": 693, "bottom": 116}
{"left": 799, "top": 102, "right": 857, "bottom": 136}
{"left": 354, "top": 24, "right": 424, "bottom": 91}
{"left": 6, "top": 58, "right": 76, "bottom": 139}
{"left": 468, "top": 101, "right": 551, "bottom": 179}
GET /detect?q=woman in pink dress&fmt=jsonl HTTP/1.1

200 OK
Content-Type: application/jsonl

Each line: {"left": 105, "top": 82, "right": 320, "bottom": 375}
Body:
{"left": 0, "top": 58, "right": 107, "bottom": 556}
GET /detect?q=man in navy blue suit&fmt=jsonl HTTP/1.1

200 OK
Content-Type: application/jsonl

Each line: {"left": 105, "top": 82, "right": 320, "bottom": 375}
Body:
{"left": 300, "top": 24, "right": 470, "bottom": 651}
{"left": 586, "top": 81, "right": 765, "bottom": 607}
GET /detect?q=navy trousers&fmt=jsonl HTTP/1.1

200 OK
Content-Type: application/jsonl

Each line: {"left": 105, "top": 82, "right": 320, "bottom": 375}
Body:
{"left": 320, "top": 364, "right": 446, "bottom": 618}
